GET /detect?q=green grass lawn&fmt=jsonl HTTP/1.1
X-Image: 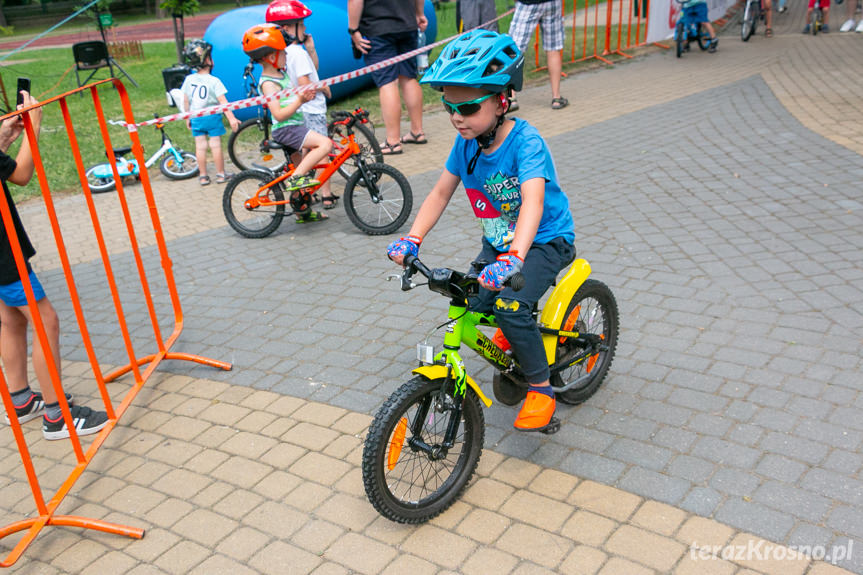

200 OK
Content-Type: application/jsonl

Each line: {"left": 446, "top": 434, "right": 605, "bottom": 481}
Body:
{"left": 1, "top": 0, "right": 646, "bottom": 201}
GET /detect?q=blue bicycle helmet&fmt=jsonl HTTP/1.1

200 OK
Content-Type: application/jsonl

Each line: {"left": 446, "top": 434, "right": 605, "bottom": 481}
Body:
{"left": 420, "top": 30, "right": 524, "bottom": 93}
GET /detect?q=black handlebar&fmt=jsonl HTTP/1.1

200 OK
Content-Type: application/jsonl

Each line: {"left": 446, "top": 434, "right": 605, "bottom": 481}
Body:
{"left": 402, "top": 255, "right": 524, "bottom": 294}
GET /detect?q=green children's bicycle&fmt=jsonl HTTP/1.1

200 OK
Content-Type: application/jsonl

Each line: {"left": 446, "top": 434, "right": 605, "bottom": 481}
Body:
{"left": 362, "top": 254, "right": 619, "bottom": 523}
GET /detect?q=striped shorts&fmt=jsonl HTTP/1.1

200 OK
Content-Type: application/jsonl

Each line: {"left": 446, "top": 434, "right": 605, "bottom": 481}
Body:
{"left": 508, "top": 0, "right": 565, "bottom": 52}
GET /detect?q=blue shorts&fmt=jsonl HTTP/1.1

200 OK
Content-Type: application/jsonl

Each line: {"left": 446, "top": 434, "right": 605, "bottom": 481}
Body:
{"left": 366, "top": 31, "right": 419, "bottom": 87}
{"left": 190, "top": 114, "right": 226, "bottom": 138}
{"left": 683, "top": 3, "right": 709, "bottom": 23}
{"left": 0, "top": 271, "right": 46, "bottom": 307}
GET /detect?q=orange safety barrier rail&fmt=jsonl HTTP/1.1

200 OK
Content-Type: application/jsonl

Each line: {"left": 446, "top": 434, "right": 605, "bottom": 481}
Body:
{"left": 0, "top": 78, "right": 231, "bottom": 567}
{"left": 532, "top": 0, "right": 653, "bottom": 70}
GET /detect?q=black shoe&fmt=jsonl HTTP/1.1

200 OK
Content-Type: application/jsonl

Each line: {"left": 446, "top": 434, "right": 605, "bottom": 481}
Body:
{"left": 42, "top": 405, "right": 108, "bottom": 440}
{"left": 5, "top": 391, "right": 74, "bottom": 424}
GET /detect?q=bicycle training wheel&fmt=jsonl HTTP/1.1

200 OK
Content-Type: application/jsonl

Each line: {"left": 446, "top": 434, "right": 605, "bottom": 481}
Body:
{"left": 343, "top": 162, "right": 412, "bottom": 235}
{"left": 159, "top": 150, "right": 199, "bottom": 180}
{"left": 328, "top": 120, "right": 383, "bottom": 180}
{"left": 675, "top": 22, "right": 685, "bottom": 57}
{"left": 362, "top": 375, "right": 485, "bottom": 524}
{"left": 84, "top": 164, "right": 117, "bottom": 193}
{"left": 551, "top": 279, "right": 619, "bottom": 405}
{"left": 222, "top": 169, "right": 285, "bottom": 238}
{"left": 228, "top": 117, "right": 285, "bottom": 173}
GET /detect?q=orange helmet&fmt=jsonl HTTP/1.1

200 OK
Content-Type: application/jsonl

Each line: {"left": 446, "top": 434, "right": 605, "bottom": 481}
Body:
{"left": 242, "top": 24, "right": 286, "bottom": 60}
{"left": 266, "top": 0, "right": 312, "bottom": 25}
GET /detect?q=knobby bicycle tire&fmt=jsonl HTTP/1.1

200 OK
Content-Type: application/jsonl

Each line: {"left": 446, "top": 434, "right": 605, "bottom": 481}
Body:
{"left": 362, "top": 375, "right": 484, "bottom": 523}
{"left": 552, "top": 279, "right": 619, "bottom": 405}
{"left": 343, "top": 162, "right": 412, "bottom": 235}
{"left": 159, "top": 150, "right": 199, "bottom": 180}
{"left": 222, "top": 169, "right": 285, "bottom": 238}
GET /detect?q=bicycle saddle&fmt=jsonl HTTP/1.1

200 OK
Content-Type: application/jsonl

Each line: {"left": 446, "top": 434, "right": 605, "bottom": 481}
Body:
{"left": 108, "top": 146, "right": 133, "bottom": 158}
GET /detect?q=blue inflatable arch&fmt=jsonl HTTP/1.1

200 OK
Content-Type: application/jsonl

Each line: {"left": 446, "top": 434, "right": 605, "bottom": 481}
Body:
{"left": 204, "top": 0, "right": 437, "bottom": 121}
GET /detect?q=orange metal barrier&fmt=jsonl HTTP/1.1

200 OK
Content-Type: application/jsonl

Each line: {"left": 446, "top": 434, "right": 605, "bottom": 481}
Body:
{"left": 532, "top": 0, "right": 652, "bottom": 70}
{"left": 0, "top": 78, "right": 231, "bottom": 567}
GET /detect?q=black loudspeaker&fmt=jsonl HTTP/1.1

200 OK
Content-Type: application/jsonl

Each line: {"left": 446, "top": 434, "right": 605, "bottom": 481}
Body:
{"left": 162, "top": 65, "right": 191, "bottom": 107}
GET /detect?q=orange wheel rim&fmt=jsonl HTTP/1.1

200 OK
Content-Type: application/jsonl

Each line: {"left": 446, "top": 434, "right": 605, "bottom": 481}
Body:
{"left": 387, "top": 417, "right": 408, "bottom": 470}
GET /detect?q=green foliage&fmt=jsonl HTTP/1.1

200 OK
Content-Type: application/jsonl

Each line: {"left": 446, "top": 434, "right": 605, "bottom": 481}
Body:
{"left": 159, "top": 0, "right": 200, "bottom": 17}
{"left": 0, "top": 26, "right": 15, "bottom": 36}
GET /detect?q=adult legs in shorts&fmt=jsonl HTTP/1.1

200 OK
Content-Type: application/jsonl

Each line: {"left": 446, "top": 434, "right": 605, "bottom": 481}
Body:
{"left": 508, "top": 1, "right": 567, "bottom": 107}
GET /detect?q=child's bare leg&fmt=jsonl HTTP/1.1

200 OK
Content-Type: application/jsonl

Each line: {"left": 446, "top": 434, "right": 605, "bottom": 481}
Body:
{"left": 704, "top": 22, "right": 717, "bottom": 37}
{"left": 805, "top": 7, "right": 813, "bottom": 23}
{"left": 823, "top": 5, "right": 830, "bottom": 24}
{"left": 0, "top": 302, "right": 31, "bottom": 394}
{"left": 210, "top": 136, "right": 225, "bottom": 174}
{"left": 293, "top": 132, "right": 332, "bottom": 177}
{"left": 195, "top": 135, "right": 209, "bottom": 178}
{"left": 22, "top": 298, "right": 61, "bottom": 404}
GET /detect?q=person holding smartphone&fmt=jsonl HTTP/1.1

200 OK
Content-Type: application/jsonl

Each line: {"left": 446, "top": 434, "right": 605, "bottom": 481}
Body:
{"left": 0, "top": 88, "right": 109, "bottom": 439}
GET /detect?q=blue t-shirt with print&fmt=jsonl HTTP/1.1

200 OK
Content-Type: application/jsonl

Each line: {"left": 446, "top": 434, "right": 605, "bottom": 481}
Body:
{"left": 444, "top": 118, "right": 575, "bottom": 252}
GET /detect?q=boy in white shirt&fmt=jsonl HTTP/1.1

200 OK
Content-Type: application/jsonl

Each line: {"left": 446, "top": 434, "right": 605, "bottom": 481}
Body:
{"left": 266, "top": 0, "right": 338, "bottom": 209}
{"left": 180, "top": 39, "right": 240, "bottom": 185}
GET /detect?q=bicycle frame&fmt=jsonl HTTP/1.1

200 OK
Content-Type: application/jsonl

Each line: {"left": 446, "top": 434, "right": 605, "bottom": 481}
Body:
{"left": 90, "top": 124, "right": 184, "bottom": 178}
{"left": 243, "top": 126, "right": 365, "bottom": 210}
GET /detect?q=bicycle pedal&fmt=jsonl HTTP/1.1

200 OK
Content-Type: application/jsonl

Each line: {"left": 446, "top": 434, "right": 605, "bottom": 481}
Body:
{"left": 540, "top": 417, "right": 561, "bottom": 435}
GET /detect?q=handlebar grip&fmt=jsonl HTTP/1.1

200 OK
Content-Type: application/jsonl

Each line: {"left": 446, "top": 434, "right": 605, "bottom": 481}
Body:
{"left": 506, "top": 272, "right": 525, "bottom": 292}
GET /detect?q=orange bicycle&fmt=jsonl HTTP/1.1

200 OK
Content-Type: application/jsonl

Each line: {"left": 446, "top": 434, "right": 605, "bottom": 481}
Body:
{"left": 223, "top": 109, "right": 412, "bottom": 237}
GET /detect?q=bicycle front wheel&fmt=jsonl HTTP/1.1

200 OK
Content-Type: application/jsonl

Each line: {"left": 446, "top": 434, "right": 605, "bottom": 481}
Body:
{"left": 228, "top": 118, "right": 285, "bottom": 172}
{"left": 159, "top": 150, "right": 199, "bottom": 180}
{"left": 343, "top": 162, "right": 412, "bottom": 235}
{"left": 676, "top": 22, "right": 685, "bottom": 57}
{"left": 222, "top": 169, "right": 285, "bottom": 238}
{"left": 84, "top": 164, "right": 116, "bottom": 193}
{"left": 741, "top": 1, "right": 755, "bottom": 40}
{"left": 552, "top": 279, "right": 619, "bottom": 405}
{"left": 362, "top": 375, "right": 485, "bottom": 524}
{"left": 329, "top": 121, "right": 383, "bottom": 180}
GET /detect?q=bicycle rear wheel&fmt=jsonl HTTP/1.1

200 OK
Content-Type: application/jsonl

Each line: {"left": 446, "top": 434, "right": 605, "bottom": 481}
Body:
{"left": 552, "top": 279, "right": 619, "bottom": 405}
{"left": 697, "top": 24, "right": 711, "bottom": 50}
{"left": 222, "top": 169, "right": 285, "bottom": 238}
{"left": 328, "top": 120, "right": 383, "bottom": 180}
{"left": 362, "top": 375, "right": 484, "bottom": 524}
{"left": 84, "top": 164, "right": 117, "bottom": 193}
{"left": 228, "top": 117, "right": 285, "bottom": 173}
{"left": 675, "top": 21, "right": 685, "bottom": 57}
{"left": 343, "top": 162, "right": 412, "bottom": 235}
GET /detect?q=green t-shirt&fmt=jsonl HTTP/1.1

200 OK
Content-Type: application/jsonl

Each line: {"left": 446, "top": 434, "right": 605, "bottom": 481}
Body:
{"left": 260, "top": 73, "right": 304, "bottom": 129}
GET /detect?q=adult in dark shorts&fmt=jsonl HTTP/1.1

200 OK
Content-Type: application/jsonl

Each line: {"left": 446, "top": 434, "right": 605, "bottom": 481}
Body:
{"left": 348, "top": 0, "right": 428, "bottom": 154}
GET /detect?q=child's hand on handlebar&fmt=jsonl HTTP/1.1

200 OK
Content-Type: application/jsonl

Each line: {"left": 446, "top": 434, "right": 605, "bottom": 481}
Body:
{"left": 387, "top": 235, "right": 422, "bottom": 266}
{"left": 479, "top": 251, "right": 523, "bottom": 291}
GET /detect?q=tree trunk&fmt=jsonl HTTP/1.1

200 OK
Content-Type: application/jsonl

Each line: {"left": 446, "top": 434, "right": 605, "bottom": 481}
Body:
{"left": 172, "top": 14, "right": 184, "bottom": 64}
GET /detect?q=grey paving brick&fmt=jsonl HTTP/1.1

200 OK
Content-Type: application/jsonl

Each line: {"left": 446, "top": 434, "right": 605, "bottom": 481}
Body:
{"left": 594, "top": 414, "right": 657, "bottom": 441}
{"left": 800, "top": 468, "right": 863, "bottom": 507}
{"left": 605, "top": 438, "right": 673, "bottom": 471}
{"left": 752, "top": 480, "right": 832, "bottom": 523}
{"left": 709, "top": 468, "right": 761, "bottom": 498}
{"left": 618, "top": 467, "right": 691, "bottom": 506}
{"left": 759, "top": 432, "right": 829, "bottom": 465}
{"left": 794, "top": 419, "right": 863, "bottom": 451}
{"left": 754, "top": 453, "right": 808, "bottom": 483}
{"left": 692, "top": 437, "right": 761, "bottom": 468}
{"left": 665, "top": 455, "right": 715, "bottom": 484}
{"left": 559, "top": 451, "right": 626, "bottom": 484}
{"left": 714, "top": 498, "right": 795, "bottom": 543}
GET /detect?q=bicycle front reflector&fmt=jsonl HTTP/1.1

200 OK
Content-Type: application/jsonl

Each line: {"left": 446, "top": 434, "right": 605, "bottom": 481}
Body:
{"left": 387, "top": 417, "right": 408, "bottom": 470}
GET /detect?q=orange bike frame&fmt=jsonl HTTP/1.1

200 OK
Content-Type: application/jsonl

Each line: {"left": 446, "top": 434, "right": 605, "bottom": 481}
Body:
{"left": 0, "top": 79, "right": 231, "bottom": 567}
{"left": 246, "top": 132, "right": 361, "bottom": 209}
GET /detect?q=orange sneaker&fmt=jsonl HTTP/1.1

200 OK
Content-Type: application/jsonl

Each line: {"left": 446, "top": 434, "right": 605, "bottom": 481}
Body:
{"left": 513, "top": 390, "right": 556, "bottom": 431}
{"left": 492, "top": 328, "right": 511, "bottom": 352}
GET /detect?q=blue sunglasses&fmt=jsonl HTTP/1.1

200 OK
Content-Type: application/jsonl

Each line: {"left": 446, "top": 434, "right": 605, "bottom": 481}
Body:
{"left": 440, "top": 93, "right": 495, "bottom": 116}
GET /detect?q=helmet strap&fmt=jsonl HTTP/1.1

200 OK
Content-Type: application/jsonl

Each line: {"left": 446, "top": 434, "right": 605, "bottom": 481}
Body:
{"left": 467, "top": 112, "right": 505, "bottom": 175}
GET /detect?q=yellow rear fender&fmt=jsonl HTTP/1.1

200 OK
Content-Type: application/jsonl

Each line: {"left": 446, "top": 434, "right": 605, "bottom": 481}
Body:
{"left": 412, "top": 365, "right": 493, "bottom": 408}
{"left": 539, "top": 258, "right": 592, "bottom": 363}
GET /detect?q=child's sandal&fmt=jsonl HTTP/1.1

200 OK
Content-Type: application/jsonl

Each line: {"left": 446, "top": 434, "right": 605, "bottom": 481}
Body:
{"left": 322, "top": 194, "right": 340, "bottom": 210}
{"left": 765, "top": 27, "right": 774, "bottom": 37}
{"left": 380, "top": 141, "right": 403, "bottom": 155}
{"left": 199, "top": 175, "right": 211, "bottom": 186}
{"left": 296, "top": 211, "right": 329, "bottom": 223}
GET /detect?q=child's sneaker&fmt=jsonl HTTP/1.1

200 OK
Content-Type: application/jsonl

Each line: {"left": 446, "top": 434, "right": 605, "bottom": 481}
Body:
{"left": 708, "top": 38, "right": 718, "bottom": 53}
{"left": 822, "top": 24, "right": 830, "bottom": 32}
{"left": 284, "top": 174, "right": 320, "bottom": 192}
{"left": 802, "top": 24, "right": 811, "bottom": 33}
{"left": 840, "top": 18, "right": 856, "bottom": 31}
{"left": 42, "top": 405, "right": 109, "bottom": 440}
{"left": 5, "top": 391, "right": 74, "bottom": 424}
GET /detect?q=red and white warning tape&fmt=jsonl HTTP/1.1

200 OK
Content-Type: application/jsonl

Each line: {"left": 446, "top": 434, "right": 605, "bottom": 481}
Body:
{"left": 110, "top": 8, "right": 514, "bottom": 131}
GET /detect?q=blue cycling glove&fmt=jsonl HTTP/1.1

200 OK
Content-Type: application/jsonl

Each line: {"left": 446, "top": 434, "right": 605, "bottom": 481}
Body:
{"left": 479, "top": 251, "right": 523, "bottom": 290}
{"left": 387, "top": 234, "right": 422, "bottom": 261}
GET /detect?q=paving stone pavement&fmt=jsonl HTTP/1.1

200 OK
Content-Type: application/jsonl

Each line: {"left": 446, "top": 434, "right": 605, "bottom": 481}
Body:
{"left": 2, "top": 6, "right": 863, "bottom": 574}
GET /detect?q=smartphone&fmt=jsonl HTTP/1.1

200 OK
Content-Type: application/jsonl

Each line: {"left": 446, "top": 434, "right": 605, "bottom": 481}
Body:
{"left": 16, "top": 77, "right": 30, "bottom": 107}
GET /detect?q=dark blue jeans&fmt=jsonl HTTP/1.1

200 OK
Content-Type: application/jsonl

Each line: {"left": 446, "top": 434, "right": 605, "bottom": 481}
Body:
{"left": 469, "top": 237, "right": 575, "bottom": 383}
